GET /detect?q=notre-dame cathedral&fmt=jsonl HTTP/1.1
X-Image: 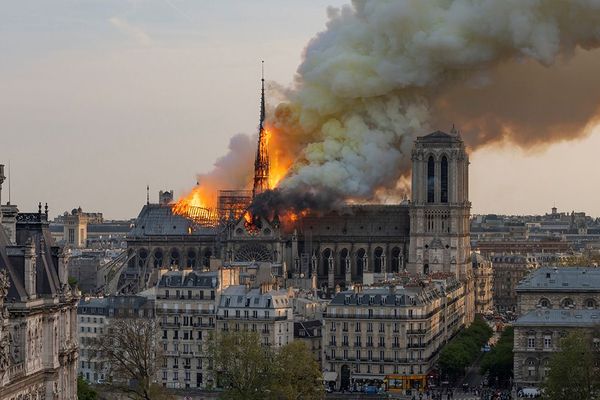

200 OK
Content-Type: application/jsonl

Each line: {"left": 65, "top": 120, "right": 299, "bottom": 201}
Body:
{"left": 116, "top": 75, "right": 472, "bottom": 295}
{"left": 121, "top": 126, "right": 472, "bottom": 296}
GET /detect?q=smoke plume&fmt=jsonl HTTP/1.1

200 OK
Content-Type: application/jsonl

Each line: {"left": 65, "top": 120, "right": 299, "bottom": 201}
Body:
{"left": 189, "top": 0, "right": 600, "bottom": 214}
{"left": 254, "top": 0, "right": 600, "bottom": 212}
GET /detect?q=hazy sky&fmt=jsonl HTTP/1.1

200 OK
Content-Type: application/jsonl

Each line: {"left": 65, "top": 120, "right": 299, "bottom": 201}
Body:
{"left": 1, "top": 1, "right": 598, "bottom": 219}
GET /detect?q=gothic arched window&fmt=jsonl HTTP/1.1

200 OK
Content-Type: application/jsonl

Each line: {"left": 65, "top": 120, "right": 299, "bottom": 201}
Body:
{"left": 441, "top": 156, "right": 448, "bottom": 203}
{"left": 427, "top": 156, "right": 435, "bottom": 203}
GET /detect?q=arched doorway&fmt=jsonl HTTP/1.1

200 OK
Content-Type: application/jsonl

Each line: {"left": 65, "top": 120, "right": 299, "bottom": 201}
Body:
{"left": 341, "top": 365, "right": 351, "bottom": 391}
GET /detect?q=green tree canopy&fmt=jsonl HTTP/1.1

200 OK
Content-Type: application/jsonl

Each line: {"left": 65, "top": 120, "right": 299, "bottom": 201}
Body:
{"left": 209, "top": 331, "right": 324, "bottom": 400}
{"left": 209, "top": 330, "right": 276, "bottom": 400}
{"left": 77, "top": 376, "right": 98, "bottom": 400}
{"left": 439, "top": 316, "right": 493, "bottom": 382}
{"left": 480, "top": 326, "right": 513, "bottom": 386}
{"left": 543, "top": 331, "right": 600, "bottom": 400}
{"left": 93, "top": 317, "right": 172, "bottom": 400}
{"left": 272, "top": 341, "right": 324, "bottom": 400}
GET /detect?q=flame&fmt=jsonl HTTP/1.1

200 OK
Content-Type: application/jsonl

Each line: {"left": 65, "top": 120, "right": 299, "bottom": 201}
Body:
{"left": 265, "top": 124, "right": 293, "bottom": 189}
{"left": 281, "top": 209, "right": 309, "bottom": 225}
{"left": 172, "top": 186, "right": 213, "bottom": 216}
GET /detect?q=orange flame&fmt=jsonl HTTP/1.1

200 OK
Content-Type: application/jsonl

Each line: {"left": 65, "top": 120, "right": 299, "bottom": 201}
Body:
{"left": 172, "top": 186, "right": 214, "bottom": 216}
{"left": 265, "top": 124, "right": 293, "bottom": 189}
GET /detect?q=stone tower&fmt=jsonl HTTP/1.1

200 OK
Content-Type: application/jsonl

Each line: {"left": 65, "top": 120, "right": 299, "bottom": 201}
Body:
{"left": 408, "top": 128, "right": 471, "bottom": 279}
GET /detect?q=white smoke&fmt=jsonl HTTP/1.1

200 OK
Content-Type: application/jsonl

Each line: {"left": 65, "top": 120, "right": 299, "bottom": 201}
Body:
{"left": 270, "top": 0, "right": 600, "bottom": 203}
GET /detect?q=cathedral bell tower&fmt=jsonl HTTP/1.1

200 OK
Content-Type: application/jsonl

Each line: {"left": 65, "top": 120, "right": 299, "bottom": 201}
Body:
{"left": 407, "top": 127, "right": 471, "bottom": 279}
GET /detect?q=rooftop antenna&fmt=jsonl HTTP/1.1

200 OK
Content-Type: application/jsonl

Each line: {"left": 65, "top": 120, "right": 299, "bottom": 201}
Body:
{"left": 146, "top": 185, "right": 150, "bottom": 205}
{"left": 8, "top": 160, "right": 11, "bottom": 205}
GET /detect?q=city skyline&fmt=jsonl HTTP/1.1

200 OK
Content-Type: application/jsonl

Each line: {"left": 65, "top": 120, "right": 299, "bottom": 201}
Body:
{"left": 2, "top": 1, "right": 600, "bottom": 219}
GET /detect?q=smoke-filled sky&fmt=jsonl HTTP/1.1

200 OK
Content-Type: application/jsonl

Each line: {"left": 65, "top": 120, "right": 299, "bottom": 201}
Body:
{"left": 2, "top": 0, "right": 600, "bottom": 219}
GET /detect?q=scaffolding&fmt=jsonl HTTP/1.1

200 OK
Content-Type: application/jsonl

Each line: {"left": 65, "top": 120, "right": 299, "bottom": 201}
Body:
{"left": 184, "top": 205, "right": 220, "bottom": 227}
{"left": 217, "top": 190, "right": 252, "bottom": 220}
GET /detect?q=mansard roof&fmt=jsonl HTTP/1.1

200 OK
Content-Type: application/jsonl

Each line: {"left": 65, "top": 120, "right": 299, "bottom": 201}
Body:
{"left": 158, "top": 270, "right": 219, "bottom": 288}
{"left": 517, "top": 267, "right": 600, "bottom": 292}
{"left": 0, "top": 211, "right": 64, "bottom": 301}
{"left": 328, "top": 286, "right": 440, "bottom": 307}
{"left": 514, "top": 309, "right": 600, "bottom": 327}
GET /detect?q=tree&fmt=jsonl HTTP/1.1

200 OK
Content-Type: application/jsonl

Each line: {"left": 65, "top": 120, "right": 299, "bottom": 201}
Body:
{"left": 272, "top": 341, "right": 324, "bottom": 400}
{"left": 93, "top": 317, "right": 171, "bottom": 400}
{"left": 543, "top": 331, "right": 600, "bottom": 400}
{"left": 438, "top": 316, "right": 493, "bottom": 382}
{"left": 480, "top": 327, "right": 513, "bottom": 386}
{"left": 77, "top": 376, "right": 98, "bottom": 400}
{"left": 209, "top": 331, "right": 325, "bottom": 400}
{"left": 208, "top": 330, "right": 276, "bottom": 400}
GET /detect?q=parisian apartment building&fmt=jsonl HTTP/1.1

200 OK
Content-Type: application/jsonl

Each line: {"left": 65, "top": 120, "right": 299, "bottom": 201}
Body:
{"left": 322, "top": 274, "right": 466, "bottom": 392}
{"left": 491, "top": 254, "right": 539, "bottom": 312}
{"left": 77, "top": 294, "right": 155, "bottom": 384}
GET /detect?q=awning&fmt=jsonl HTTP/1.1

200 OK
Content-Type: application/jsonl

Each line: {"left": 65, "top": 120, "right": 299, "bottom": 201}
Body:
{"left": 323, "top": 371, "right": 338, "bottom": 382}
{"left": 351, "top": 374, "right": 385, "bottom": 380}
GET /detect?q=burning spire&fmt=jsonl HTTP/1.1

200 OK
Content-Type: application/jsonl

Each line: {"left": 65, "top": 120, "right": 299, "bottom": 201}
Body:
{"left": 252, "top": 61, "right": 270, "bottom": 199}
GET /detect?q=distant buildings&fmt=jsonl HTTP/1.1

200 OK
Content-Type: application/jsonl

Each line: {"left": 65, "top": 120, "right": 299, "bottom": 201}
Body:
{"left": 491, "top": 254, "right": 539, "bottom": 312}
{"left": 513, "top": 267, "right": 600, "bottom": 389}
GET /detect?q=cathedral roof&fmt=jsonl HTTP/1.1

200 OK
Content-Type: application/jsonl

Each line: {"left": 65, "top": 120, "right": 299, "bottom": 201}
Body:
{"left": 129, "top": 204, "right": 220, "bottom": 237}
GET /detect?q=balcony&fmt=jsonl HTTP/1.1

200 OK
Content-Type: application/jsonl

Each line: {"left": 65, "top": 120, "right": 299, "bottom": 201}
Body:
{"left": 407, "top": 329, "right": 427, "bottom": 335}
{"left": 161, "top": 322, "right": 181, "bottom": 328}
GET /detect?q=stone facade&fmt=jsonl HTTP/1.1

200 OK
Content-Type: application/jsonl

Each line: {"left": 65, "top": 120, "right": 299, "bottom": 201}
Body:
{"left": 513, "top": 267, "right": 600, "bottom": 388}
{"left": 472, "top": 253, "right": 494, "bottom": 313}
{"left": 0, "top": 207, "right": 79, "bottom": 400}
{"left": 215, "top": 284, "right": 294, "bottom": 348}
{"left": 77, "top": 294, "right": 155, "bottom": 385}
{"left": 155, "top": 268, "right": 241, "bottom": 390}
{"left": 322, "top": 276, "right": 465, "bottom": 392}
{"left": 492, "top": 254, "right": 539, "bottom": 312}
{"left": 408, "top": 130, "right": 471, "bottom": 280}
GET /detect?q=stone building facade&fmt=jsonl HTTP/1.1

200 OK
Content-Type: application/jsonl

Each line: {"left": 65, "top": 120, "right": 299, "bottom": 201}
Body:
{"left": 492, "top": 254, "right": 539, "bottom": 312}
{"left": 407, "top": 130, "right": 471, "bottom": 280}
{"left": 155, "top": 268, "right": 234, "bottom": 390}
{"left": 513, "top": 267, "right": 600, "bottom": 389}
{"left": 77, "top": 294, "right": 155, "bottom": 385}
{"left": 0, "top": 204, "right": 79, "bottom": 400}
{"left": 322, "top": 275, "right": 465, "bottom": 392}
{"left": 215, "top": 284, "right": 294, "bottom": 348}
{"left": 472, "top": 253, "right": 494, "bottom": 313}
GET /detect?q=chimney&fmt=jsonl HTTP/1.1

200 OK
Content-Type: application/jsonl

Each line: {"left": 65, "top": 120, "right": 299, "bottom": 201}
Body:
{"left": 23, "top": 240, "right": 37, "bottom": 299}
